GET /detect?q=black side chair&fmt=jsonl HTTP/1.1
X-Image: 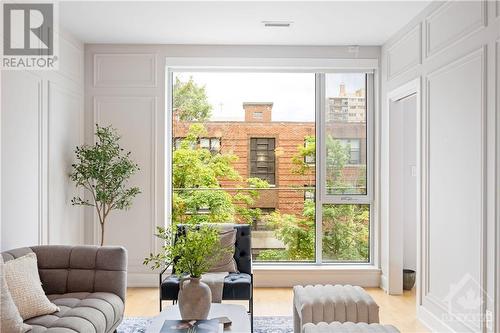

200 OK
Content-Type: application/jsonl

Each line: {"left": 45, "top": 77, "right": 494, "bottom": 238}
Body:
{"left": 159, "top": 224, "right": 253, "bottom": 330}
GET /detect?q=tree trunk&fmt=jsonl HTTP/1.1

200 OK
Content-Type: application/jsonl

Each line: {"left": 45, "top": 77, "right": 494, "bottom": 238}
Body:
{"left": 100, "top": 221, "right": 105, "bottom": 246}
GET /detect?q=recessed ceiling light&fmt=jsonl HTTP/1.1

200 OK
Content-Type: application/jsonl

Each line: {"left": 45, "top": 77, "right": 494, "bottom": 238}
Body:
{"left": 262, "top": 21, "right": 293, "bottom": 28}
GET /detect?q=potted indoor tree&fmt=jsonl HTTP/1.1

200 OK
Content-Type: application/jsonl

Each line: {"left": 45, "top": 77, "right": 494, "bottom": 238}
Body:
{"left": 144, "top": 225, "right": 228, "bottom": 320}
{"left": 70, "top": 124, "right": 141, "bottom": 245}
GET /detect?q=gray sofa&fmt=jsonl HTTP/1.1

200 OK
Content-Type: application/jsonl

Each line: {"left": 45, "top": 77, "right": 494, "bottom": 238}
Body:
{"left": 1, "top": 245, "right": 127, "bottom": 333}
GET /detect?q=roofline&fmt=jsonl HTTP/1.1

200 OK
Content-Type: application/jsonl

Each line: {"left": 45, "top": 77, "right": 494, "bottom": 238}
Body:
{"left": 242, "top": 102, "right": 274, "bottom": 106}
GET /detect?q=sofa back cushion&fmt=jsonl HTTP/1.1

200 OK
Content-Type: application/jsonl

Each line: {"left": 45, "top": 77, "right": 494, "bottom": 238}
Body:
{"left": 208, "top": 228, "right": 238, "bottom": 273}
{"left": 1, "top": 245, "right": 127, "bottom": 301}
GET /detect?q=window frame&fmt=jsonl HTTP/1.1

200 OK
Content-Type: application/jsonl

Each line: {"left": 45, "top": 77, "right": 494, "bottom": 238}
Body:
{"left": 319, "top": 73, "right": 374, "bottom": 205}
{"left": 166, "top": 60, "right": 377, "bottom": 267}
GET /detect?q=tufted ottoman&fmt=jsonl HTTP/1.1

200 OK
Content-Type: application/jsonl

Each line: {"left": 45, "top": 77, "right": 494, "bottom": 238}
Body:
{"left": 293, "top": 285, "right": 379, "bottom": 333}
{"left": 303, "top": 322, "right": 400, "bottom": 333}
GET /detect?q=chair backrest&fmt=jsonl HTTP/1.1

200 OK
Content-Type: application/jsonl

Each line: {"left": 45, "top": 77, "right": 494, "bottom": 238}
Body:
{"left": 175, "top": 224, "right": 252, "bottom": 274}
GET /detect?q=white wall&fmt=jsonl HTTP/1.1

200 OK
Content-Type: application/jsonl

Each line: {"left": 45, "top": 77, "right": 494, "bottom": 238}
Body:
{"left": 84, "top": 44, "right": 380, "bottom": 286}
{"left": 381, "top": 1, "right": 499, "bottom": 332}
{"left": 1, "top": 31, "right": 85, "bottom": 250}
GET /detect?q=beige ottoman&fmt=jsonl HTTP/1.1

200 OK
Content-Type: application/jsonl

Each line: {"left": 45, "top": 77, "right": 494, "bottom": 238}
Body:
{"left": 293, "top": 285, "right": 379, "bottom": 333}
{"left": 303, "top": 322, "right": 400, "bottom": 333}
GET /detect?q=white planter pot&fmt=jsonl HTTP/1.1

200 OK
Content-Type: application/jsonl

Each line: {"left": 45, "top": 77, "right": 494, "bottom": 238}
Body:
{"left": 178, "top": 277, "right": 212, "bottom": 320}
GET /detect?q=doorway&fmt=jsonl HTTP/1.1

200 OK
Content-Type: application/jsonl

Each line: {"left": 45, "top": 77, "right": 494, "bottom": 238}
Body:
{"left": 390, "top": 93, "right": 418, "bottom": 290}
{"left": 384, "top": 78, "right": 421, "bottom": 300}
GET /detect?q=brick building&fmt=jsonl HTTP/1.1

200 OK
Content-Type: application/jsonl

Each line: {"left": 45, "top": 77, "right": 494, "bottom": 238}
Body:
{"left": 173, "top": 101, "right": 366, "bottom": 256}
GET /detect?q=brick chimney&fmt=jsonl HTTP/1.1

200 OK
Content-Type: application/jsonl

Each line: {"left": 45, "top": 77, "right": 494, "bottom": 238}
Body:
{"left": 243, "top": 102, "right": 273, "bottom": 122}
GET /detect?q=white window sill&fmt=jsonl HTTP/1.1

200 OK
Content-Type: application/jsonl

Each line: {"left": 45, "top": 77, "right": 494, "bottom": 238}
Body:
{"left": 252, "top": 265, "right": 381, "bottom": 287}
{"left": 253, "top": 264, "right": 380, "bottom": 272}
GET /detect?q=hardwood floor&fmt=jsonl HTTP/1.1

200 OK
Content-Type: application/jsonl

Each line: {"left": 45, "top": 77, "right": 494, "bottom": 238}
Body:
{"left": 125, "top": 287, "right": 429, "bottom": 332}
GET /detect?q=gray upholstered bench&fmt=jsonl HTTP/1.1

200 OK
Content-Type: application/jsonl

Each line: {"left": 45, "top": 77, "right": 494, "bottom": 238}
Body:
{"left": 303, "top": 322, "right": 400, "bottom": 333}
{"left": 293, "top": 285, "right": 379, "bottom": 333}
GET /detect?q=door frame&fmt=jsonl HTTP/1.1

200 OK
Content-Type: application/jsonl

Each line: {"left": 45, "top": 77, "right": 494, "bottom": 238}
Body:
{"left": 382, "top": 77, "right": 422, "bottom": 302}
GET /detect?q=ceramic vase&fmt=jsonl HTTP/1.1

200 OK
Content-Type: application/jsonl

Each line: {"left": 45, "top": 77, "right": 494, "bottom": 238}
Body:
{"left": 178, "top": 277, "right": 211, "bottom": 320}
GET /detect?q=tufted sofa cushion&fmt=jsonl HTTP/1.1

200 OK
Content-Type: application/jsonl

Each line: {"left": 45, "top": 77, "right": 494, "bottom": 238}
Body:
{"left": 162, "top": 272, "right": 252, "bottom": 300}
{"left": 294, "top": 285, "right": 379, "bottom": 333}
{"left": 25, "top": 292, "right": 124, "bottom": 333}
{"left": 303, "top": 322, "right": 400, "bottom": 333}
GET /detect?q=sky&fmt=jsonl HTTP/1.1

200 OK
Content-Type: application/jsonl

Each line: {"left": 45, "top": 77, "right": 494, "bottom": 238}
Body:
{"left": 173, "top": 72, "right": 365, "bottom": 122}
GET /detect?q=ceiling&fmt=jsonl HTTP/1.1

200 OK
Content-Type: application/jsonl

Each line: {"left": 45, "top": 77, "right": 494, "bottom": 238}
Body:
{"left": 60, "top": 1, "right": 431, "bottom": 46}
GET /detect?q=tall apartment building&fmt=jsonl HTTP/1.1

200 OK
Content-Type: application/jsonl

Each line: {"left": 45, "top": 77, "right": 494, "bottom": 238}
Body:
{"left": 327, "top": 83, "right": 366, "bottom": 123}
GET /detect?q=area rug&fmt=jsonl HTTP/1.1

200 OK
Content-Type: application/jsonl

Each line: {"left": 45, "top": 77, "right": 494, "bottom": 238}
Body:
{"left": 117, "top": 316, "right": 293, "bottom": 333}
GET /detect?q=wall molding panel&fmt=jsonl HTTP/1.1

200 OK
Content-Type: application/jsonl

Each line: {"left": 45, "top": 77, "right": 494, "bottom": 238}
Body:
{"left": 1, "top": 30, "right": 84, "bottom": 250}
{"left": 47, "top": 81, "right": 85, "bottom": 245}
{"left": 93, "top": 95, "right": 158, "bottom": 273}
{"left": 38, "top": 80, "right": 48, "bottom": 246}
{"left": 387, "top": 23, "right": 422, "bottom": 79}
{"left": 496, "top": 38, "right": 500, "bottom": 333}
{"left": 424, "top": 47, "right": 486, "bottom": 332}
{"left": 93, "top": 53, "right": 157, "bottom": 88}
{"left": 425, "top": 1, "right": 486, "bottom": 58}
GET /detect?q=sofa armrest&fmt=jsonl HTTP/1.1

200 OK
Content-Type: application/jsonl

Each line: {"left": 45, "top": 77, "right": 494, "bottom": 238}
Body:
{"left": 94, "top": 246, "right": 128, "bottom": 302}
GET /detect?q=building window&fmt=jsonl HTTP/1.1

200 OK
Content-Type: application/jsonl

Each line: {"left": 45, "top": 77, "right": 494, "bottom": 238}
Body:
{"left": 253, "top": 111, "right": 263, "bottom": 120}
{"left": 337, "top": 139, "right": 361, "bottom": 164}
{"left": 249, "top": 138, "right": 276, "bottom": 185}
{"left": 304, "top": 139, "right": 315, "bottom": 165}
{"left": 304, "top": 186, "right": 315, "bottom": 201}
{"left": 173, "top": 137, "right": 221, "bottom": 154}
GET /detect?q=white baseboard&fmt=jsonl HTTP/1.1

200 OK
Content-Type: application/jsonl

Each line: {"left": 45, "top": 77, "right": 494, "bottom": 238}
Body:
{"left": 253, "top": 266, "right": 381, "bottom": 288}
{"left": 380, "top": 274, "right": 388, "bottom": 292}
{"left": 128, "top": 272, "right": 158, "bottom": 287}
{"left": 418, "top": 305, "right": 455, "bottom": 333}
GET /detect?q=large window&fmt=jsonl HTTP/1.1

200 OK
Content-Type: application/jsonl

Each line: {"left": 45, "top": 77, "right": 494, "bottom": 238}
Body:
{"left": 170, "top": 70, "right": 373, "bottom": 264}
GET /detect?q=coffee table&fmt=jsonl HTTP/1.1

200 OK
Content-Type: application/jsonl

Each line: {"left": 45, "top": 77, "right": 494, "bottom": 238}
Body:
{"left": 146, "top": 303, "right": 251, "bottom": 332}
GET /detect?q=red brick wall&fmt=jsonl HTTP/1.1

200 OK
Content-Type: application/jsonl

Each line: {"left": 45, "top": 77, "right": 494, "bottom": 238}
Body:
{"left": 174, "top": 121, "right": 315, "bottom": 216}
{"left": 174, "top": 118, "right": 367, "bottom": 217}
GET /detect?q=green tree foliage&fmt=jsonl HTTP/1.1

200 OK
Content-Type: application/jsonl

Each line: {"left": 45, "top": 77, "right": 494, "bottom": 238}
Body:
{"left": 257, "top": 210, "right": 315, "bottom": 261}
{"left": 70, "top": 125, "right": 141, "bottom": 245}
{"left": 258, "top": 135, "right": 369, "bottom": 262}
{"left": 174, "top": 77, "right": 213, "bottom": 122}
{"left": 173, "top": 123, "right": 269, "bottom": 226}
{"left": 322, "top": 204, "right": 369, "bottom": 261}
{"left": 144, "top": 225, "right": 230, "bottom": 277}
